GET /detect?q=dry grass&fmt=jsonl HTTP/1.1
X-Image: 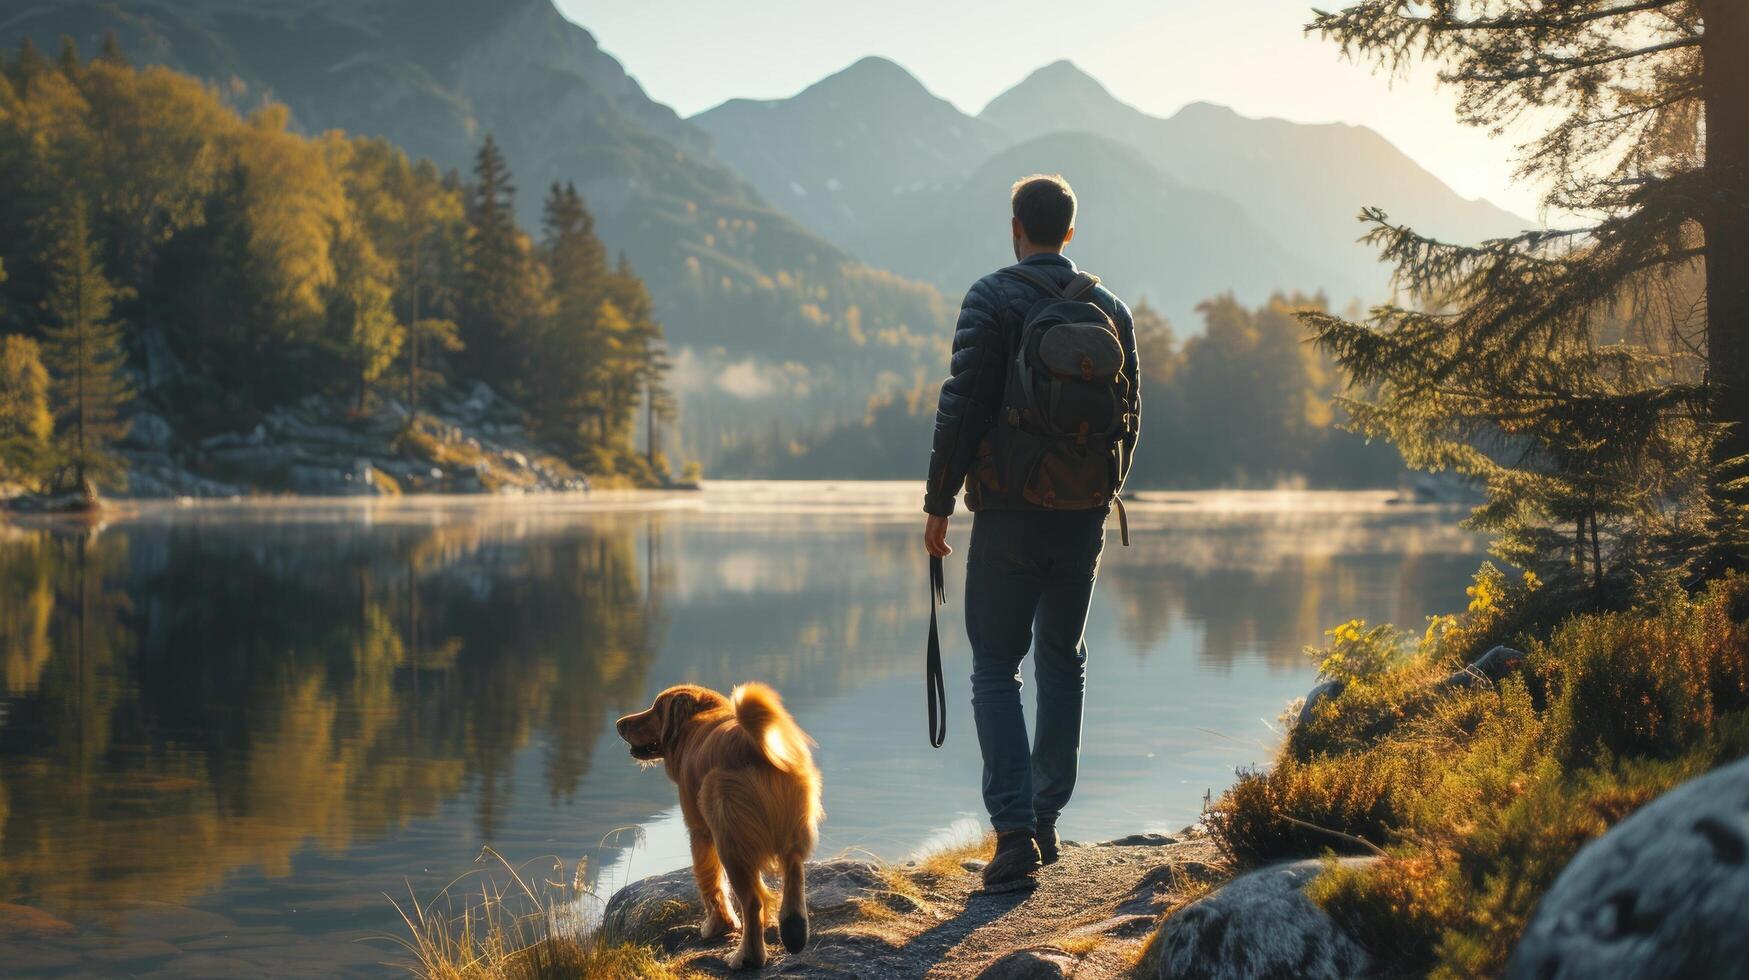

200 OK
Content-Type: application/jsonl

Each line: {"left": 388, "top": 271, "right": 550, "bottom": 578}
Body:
{"left": 389, "top": 848, "right": 698, "bottom": 980}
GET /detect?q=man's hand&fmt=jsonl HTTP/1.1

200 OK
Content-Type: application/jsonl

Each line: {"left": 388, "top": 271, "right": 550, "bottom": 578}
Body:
{"left": 924, "top": 514, "right": 952, "bottom": 557}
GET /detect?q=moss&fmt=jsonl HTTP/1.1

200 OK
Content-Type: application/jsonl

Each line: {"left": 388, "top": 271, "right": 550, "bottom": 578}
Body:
{"left": 1209, "top": 570, "right": 1749, "bottom": 977}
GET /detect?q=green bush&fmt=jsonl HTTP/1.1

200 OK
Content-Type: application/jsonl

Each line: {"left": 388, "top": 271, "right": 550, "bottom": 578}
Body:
{"left": 1207, "top": 570, "right": 1749, "bottom": 978}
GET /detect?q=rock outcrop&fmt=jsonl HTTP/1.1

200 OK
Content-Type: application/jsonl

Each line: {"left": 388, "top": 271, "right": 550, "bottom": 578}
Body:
{"left": 1149, "top": 857, "right": 1378, "bottom": 980}
{"left": 602, "top": 858, "right": 888, "bottom": 952}
{"left": 1504, "top": 755, "right": 1749, "bottom": 980}
{"left": 113, "top": 381, "right": 592, "bottom": 498}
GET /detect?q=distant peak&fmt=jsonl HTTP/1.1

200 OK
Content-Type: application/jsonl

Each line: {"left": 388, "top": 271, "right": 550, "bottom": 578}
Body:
{"left": 810, "top": 55, "right": 929, "bottom": 95}
{"left": 1017, "top": 59, "right": 1109, "bottom": 93}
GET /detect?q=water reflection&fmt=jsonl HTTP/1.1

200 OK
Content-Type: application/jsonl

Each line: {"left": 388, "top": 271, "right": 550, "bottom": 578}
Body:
{"left": 0, "top": 488, "right": 1479, "bottom": 977}
{"left": 0, "top": 515, "right": 664, "bottom": 922}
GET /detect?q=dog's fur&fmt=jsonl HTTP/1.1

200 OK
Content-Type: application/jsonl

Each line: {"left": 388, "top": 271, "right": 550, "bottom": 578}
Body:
{"left": 616, "top": 683, "right": 822, "bottom": 969}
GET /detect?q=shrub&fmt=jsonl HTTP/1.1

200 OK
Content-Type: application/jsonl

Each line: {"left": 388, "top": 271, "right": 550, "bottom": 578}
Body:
{"left": 1206, "top": 570, "right": 1749, "bottom": 976}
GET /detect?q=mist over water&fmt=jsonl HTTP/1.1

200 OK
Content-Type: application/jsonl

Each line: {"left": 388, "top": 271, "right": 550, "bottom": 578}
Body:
{"left": 0, "top": 484, "right": 1480, "bottom": 977}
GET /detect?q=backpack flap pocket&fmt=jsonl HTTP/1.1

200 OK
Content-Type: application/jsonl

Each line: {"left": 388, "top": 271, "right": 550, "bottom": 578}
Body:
{"left": 1037, "top": 321, "right": 1123, "bottom": 381}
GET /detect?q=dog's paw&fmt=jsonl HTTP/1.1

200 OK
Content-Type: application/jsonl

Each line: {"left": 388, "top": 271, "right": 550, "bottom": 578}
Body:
{"left": 699, "top": 908, "right": 739, "bottom": 941}
{"left": 780, "top": 911, "right": 809, "bottom": 953}
{"left": 724, "top": 944, "right": 767, "bottom": 970}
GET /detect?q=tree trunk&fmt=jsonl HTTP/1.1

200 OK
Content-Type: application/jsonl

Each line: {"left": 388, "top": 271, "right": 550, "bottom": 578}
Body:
{"left": 408, "top": 236, "right": 422, "bottom": 419}
{"left": 1703, "top": 2, "right": 1749, "bottom": 495}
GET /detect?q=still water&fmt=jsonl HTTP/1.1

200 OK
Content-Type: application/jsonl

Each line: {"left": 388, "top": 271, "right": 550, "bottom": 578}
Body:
{"left": 0, "top": 483, "right": 1481, "bottom": 977}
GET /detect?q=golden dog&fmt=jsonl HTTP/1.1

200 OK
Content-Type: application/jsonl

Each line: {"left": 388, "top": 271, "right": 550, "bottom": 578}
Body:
{"left": 616, "top": 683, "right": 822, "bottom": 969}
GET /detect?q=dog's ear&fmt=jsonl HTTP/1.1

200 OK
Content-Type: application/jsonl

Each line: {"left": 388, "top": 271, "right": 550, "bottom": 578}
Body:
{"left": 659, "top": 690, "right": 699, "bottom": 749}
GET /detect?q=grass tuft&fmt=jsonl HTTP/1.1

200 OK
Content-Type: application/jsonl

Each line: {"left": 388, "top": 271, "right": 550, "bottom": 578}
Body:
{"left": 387, "top": 848, "right": 697, "bottom": 980}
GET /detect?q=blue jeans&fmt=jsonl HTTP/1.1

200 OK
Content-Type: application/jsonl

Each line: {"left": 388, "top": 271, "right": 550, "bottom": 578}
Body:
{"left": 965, "top": 508, "right": 1106, "bottom": 834}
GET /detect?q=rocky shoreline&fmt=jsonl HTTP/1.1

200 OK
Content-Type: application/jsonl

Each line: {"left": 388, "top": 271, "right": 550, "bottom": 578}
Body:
{"left": 109, "top": 380, "right": 593, "bottom": 499}
{"left": 601, "top": 829, "right": 1229, "bottom": 979}
{"left": 598, "top": 754, "right": 1749, "bottom": 979}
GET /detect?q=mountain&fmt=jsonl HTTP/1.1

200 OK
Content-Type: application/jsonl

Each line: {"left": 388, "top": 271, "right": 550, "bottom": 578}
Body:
{"left": 687, "top": 57, "right": 1528, "bottom": 324}
{"left": 982, "top": 61, "right": 1529, "bottom": 296}
{"left": 693, "top": 56, "right": 1012, "bottom": 248}
{"left": 693, "top": 56, "right": 1364, "bottom": 324}
{"left": 860, "top": 132, "right": 1331, "bottom": 324}
{"left": 0, "top": 0, "right": 952, "bottom": 438}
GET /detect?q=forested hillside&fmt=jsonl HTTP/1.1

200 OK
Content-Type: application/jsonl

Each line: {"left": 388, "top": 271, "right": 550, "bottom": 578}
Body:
{"left": 0, "top": 41, "right": 671, "bottom": 494}
{"left": 0, "top": 0, "right": 955, "bottom": 455}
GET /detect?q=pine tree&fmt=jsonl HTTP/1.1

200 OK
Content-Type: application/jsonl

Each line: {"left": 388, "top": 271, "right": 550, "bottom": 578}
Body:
{"left": 9, "top": 38, "right": 48, "bottom": 93}
{"left": 41, "top": 201, "right": 131, "bottom": 491}
{"left": 1303, "top": 2, "right": 1745, "bottom": 599}
{"left": 98, "top": 31, "right": 127, "bottom": 68}
{"left": 459, "top": 135, "right": 539, "bottom": 395}
{"left": 533, "top": 181, "right": 611, "bottom": 460}
{"left": 644, "top": 341, "right": 676, "bottom": 474}
{"left": 55, "top": 36, "right": 79, "bottom": 79}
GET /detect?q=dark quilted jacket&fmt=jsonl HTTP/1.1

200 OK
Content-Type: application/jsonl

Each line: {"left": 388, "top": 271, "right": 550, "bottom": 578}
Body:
{"left": 922, "top": 252, "right": 1140, "bottom": 517}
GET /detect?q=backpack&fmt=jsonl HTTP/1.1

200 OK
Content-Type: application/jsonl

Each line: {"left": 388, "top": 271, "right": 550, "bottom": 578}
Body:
{"left": 967, "top": 263, "right": 1135, "bottom": 516}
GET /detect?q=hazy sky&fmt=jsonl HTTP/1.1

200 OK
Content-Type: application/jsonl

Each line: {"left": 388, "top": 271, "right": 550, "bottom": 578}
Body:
{"left": 558, "top": 0, "right": 1551, "bottom": 221}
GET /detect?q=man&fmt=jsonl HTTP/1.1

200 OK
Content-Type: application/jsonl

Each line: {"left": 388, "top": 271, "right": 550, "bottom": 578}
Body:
{"left": 922, "top": 174, "right": 1140, "bottom": 892}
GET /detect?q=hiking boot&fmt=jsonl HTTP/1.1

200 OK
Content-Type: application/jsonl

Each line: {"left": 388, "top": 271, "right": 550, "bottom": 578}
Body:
{"left": 981, "top": 830, "right": 1041, "bottom": 893}
{"left": 1036, "top": 822, "right": 1060, "bottom": 866}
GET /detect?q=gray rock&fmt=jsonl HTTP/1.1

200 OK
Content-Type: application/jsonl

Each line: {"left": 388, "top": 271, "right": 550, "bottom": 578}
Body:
{"left": 978, "top": 946, "right": 1077, "bottom": 979}
{"left": 602, "top": 859, "right": 885, "bottom": 952}
{"left": 1504, "top": 754, "right": 1749, "bottom": 980}
{"left": 285, "top": 459, "right": 384, "bottom": 497}
{"left": 199, "top": 424, "right": 266, "bottom": 451}
{"left": 206, "top": 445, "right": 307, "bottom": 469}
{"left": 1296, "top": 680, "right": 1346, "bottom": 728}
{"left": 1151, "top": 857, "right": 1377, "bottom": 980}
{"left": 120, "top": 411, "right": 174, "bottom": 451}
{"left": 1103, "top": 833, "right": 1177, "bottom": 848}
{"left": 1436, "top": 645, "right": 1525, "bottom": 692}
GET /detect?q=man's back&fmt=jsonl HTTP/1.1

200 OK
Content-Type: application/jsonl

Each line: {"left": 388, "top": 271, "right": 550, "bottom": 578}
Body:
{"left": 918, "top": 173, "right": 1141, "bottom": 895}
{"left": 922, "top": 251, "right": 1140, "bottom": 519}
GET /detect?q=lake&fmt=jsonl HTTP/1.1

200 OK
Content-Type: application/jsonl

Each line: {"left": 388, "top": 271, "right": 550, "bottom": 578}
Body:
{"left": 0, "top": 483, "right": 1481, "bottom": 977}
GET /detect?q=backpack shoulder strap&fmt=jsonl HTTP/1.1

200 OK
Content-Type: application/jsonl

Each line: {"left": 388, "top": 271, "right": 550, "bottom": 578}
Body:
{"left": 999, "top": 263, "right": 1066, "bottom": 298}
{"left": 1064, "top": 271, "right": 1100, "bottom": 300}
{"left": 999, "top": 263, "right": 1102, "bottom": 302}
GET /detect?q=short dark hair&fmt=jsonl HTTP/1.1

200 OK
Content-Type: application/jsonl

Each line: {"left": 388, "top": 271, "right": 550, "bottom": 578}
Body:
{"left": 1010, "top": 174, "right": 1076, "bottom": 247}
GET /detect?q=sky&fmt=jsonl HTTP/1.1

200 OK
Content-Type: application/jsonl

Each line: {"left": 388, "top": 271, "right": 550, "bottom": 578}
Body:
{"left": 557, "top": 0, "right": 1551, "bottom": 221}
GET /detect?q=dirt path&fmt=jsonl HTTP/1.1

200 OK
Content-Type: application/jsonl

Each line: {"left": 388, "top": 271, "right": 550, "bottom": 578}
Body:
{"left": 643, "top": 831, "right": 1227, "bottom": 978}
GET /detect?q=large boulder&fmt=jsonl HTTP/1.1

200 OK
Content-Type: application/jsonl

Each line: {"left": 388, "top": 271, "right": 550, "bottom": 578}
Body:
{"left": 1504, "top": 755, "right": 1749, "bottom": 980}
{"left": 602, "top": 859, "right": 886, "bottom": 952}
{"left": 1151, "top": 858, "right": 1377, "bottom": 980}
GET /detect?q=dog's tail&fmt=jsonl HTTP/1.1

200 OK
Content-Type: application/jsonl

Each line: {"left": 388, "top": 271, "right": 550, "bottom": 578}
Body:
{"left": 732, "top": 682, "right": 814, "bottom": 775}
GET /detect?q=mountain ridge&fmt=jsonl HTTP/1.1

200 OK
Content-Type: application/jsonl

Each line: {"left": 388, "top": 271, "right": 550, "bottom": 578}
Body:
{"left": 696, "top": 54, "right": 1528, "bottom": 322}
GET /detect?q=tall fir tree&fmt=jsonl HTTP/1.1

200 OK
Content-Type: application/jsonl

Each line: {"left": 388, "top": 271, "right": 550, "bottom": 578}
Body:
{"left": 459, "top": 135, "right": 540, "bottom": 396}
{"left": 1303, "top": 1, "right": 1746, "bottom": 600}
{"left": 41, "top": 200, "right": 131, "bottom": 490}
{"left": 9, "top": 38, "right": 47, "bottom": 94}
{"left": 97, "top": 30, "right": 127, "bottom": 68}
{"left": 533, "top": 181, "right": 611, "bottom": 459}
{"left": 54, "top": 36, "right": 79, "bottom": 79}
